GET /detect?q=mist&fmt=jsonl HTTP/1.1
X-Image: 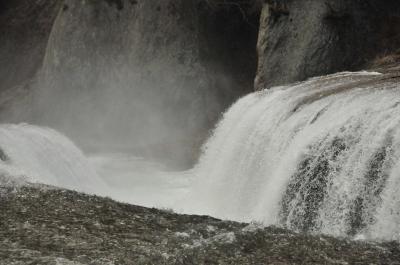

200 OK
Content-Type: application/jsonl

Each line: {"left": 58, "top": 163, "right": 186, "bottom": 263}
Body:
{"left": 20, "top": 0, "right": 259, "bottom": 169}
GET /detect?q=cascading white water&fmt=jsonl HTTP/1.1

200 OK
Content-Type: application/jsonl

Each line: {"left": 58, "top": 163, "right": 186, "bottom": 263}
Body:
{"left": 0, "top": 123, "right": 188, "bottom": 210}
{"left": 0, "top": 123, "right": 106, "bottom": 194}
{"left": 2, "top": 71, "right": 400, "bottom": 242}
{"left": 181, "top": 71, "right": 400, "bottom": 241}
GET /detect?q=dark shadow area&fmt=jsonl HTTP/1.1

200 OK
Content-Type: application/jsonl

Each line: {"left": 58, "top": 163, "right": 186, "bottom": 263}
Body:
{"left": 141, "top": 1, "right": 262, "bottom": 167}
{"left": 198, "top": 0, "right": 261, "bottom": 99}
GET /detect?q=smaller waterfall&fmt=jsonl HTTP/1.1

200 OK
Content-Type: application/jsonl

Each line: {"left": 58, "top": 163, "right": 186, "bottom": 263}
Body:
{"left": 181, "top": 71, "right": 400, "bottom": 241}
{"left": 0, "top": 124, "right": 105, "bottom": 194}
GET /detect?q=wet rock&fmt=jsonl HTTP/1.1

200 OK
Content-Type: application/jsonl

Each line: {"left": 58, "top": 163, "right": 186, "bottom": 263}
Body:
{"left": 1, "top": 185, "right": 399, "bottom": 264}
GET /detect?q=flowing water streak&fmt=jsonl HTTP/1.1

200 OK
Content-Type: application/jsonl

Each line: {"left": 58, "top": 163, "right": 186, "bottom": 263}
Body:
{"left": 183, "top": 71, "right": 400, "bottom": 240}
{"left": 0, "top": 123, "right": 106, "bottom": 194}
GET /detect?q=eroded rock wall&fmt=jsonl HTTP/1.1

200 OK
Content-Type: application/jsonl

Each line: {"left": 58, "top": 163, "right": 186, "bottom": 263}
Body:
{"left": 255, "top": 0, "right": 400, "bottom": 90}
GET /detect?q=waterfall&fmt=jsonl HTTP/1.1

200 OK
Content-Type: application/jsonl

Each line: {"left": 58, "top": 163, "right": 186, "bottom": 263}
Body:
{"left": 182, "top": 71, "right": 400, "bottom": 241}
{"left": 0, "top": 123, "right": 105, "bottom": 194}
{"left": 2, "top": 70, "right": 400, "bottom": 242}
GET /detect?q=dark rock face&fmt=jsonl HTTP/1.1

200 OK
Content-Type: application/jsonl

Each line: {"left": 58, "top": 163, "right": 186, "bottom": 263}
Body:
{"left": 33, "top": 0, "right": 259, "bottom": 167}
{"left": 255, "top": 0, "right": 400, "bottom": 90}
{"left": 1, "top": 185, "right": 400, "bottom": 264}
{"left": 0, "top": 0, "right": 61, "bottom": 92}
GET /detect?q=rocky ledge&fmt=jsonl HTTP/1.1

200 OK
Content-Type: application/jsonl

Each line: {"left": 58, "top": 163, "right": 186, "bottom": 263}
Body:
{"left": 1, "top": 184, "right": 400, "bottom": 265}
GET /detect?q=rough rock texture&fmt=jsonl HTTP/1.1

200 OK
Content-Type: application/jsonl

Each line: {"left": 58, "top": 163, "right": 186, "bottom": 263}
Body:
{"left": 1, "top": 185, "right": 400, "bottom": 265}
{"left": 255, "top": 0, "right": 400, "bottom": 90}
{"left": 0, "top": 0, "right": 61, "bottom": 92}
{"left": 33, "top": 0, "right": 259, "bottom": 167}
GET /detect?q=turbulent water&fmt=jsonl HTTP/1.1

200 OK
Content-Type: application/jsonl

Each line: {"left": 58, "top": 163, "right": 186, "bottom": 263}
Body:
{"left": 89, "top": 153, "right": 190, "bottom": 208}
{"left": 2, "top": 71, "right": 400, "bottom": 241}
{"left": 0, "top": 124, "right": 106, "bottom": 194}
{"left": 0, "top": 124, "right": 188, "bottom": 210}
{"left": 182, "top": 71, "right": 400, "bottom": 241}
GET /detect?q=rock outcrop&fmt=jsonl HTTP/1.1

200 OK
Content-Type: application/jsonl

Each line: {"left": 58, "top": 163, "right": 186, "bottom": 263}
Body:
{"left": 255, "top": 0, "right": 400, "bottom": 90}
{"left": 1, "top": 184, "right": 400, "bottom": 264}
